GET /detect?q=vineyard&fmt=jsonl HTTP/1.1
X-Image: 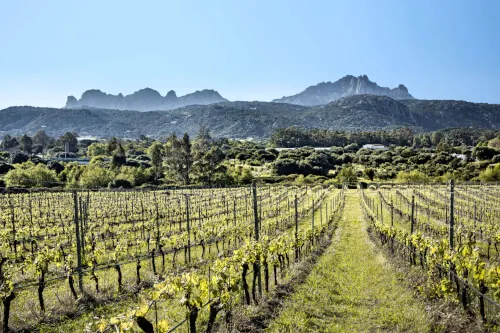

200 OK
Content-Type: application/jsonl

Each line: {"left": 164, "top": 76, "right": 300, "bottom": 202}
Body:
{"left": 0, "top": 184, "right": 344, "bottom": 332}
{"left": 1, "top": 183, "right": 500, "bottom": 332}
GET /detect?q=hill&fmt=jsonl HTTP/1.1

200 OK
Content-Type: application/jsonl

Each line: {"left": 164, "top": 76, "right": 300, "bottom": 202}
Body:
{"left": 1, "top": 95, "right": 499, "bottom": 139}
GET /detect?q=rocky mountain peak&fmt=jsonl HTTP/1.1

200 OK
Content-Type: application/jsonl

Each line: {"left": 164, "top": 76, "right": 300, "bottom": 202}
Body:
{"left": 273, "top": 75, "right": 414, "bottom": 106}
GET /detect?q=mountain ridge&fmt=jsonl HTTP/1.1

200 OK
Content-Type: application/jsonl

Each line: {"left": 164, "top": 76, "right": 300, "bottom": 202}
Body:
{"left": 65, "top": 88, "right": 227, "bottom": 111}
{"left": 273, "top": 75, "right": 414, "bottom": 105}
{"left": 2, "top": 95, "right": 499, "bottom": 139}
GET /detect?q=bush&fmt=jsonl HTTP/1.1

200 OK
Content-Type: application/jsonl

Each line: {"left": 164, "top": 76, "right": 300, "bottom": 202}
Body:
{"left": 136, "top": 155, "right": 151, "bottom": 162}
{"left": 364, "top": 168, "right": 375, "bottom": 181}
{"left": 337, "top": 166, "right": 357, "bottom": 183}
{"left": 10, "top": 152, "right": 29, "bottom": 164}
{"left": 396, "top": 170, "right": 429, "bottom": 183}
{"left": 4, "top": 163, "right": 58, "bottom": 187}
{"left": 47, "top": 160, "right": 64, "bottom": 174}
{"left": 125, "top": 160, "right": 142, "bottom": 167}
{"left": 55, "top": 152, "right": 77, "bottom": 158}
{"left": 473, "top": 146, "right": 499, "bottom": 161}
{"left": 79, "top": 166, "right": 114, "bottom": 188}
{"left": 0, "top": 163, "right": 14, "bottom": 175}
{"left": 479, "top": 164, "right": 500, "bottom": 182}
{"left": 109, "top": 178, "right": 133, "bottom": 189}
{"left": 343, "top": 143, "right": 359, "bottom": 153}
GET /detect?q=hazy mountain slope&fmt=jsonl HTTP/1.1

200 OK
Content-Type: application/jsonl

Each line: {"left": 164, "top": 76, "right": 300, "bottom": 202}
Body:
{"left": 399, "top": 99, "right": 500, "bottom": 130}
{"left": 1, "top": 96, "right": 499, "bottom": 139}
{"left": 273, "top": 75, "right": 413, "bottom": 105}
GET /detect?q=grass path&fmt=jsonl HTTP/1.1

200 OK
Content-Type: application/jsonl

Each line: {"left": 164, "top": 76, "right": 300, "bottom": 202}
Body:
{"left": 266, "top": 190, "right": 431, "bottom": 332}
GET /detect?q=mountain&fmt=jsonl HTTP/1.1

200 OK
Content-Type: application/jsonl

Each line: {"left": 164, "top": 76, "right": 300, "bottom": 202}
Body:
{"left": 1, "top": 95, "right": 499, "bottom": 139}
{"left": 273, "top": 75, "right": 414, "bottom": 105}
{"left": 65, "top": 88, "right": 227, "bottom": 111}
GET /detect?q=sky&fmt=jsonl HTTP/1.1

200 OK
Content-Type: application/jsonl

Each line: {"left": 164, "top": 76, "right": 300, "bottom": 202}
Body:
{"left": 0, "top": 0, "right": 498, "bottom": 109}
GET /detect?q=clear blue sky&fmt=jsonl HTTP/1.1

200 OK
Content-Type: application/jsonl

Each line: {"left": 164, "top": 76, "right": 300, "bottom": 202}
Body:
{"left": 0, "top": 0, "right": 498, "bottom": 109}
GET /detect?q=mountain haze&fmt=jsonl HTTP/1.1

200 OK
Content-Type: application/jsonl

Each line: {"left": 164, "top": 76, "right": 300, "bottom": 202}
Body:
{"left": 65, "top": 88, "right": 227, "bottom": 111}
{"left": 273, "top": 75, "right": 414, "bottom": 106}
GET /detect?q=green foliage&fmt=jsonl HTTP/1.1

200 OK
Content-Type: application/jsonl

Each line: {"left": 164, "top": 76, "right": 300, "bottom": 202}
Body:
{"left": 33, "top": 130, "right": 52, "bottom": 148}
{"left": 473, "top": 146, "right": 499, "bottom": 161}
{"left": 396, "top": 170, "right": 429, "bottom": 183}
{"left": 115, "top": 166, "right": 152, "bottom": 186}
{"left": 479, "top": 164, "right": 500, "bottom": 182}
{"left": 147, "top": 142, "right": 164, "bottom": 179}
{"left": 78, "top": 166, "right": 114, "bottom": 188}
{"left": 0, "top": 162, "right": 14, "bottom": 175}
{"left": 111, "top": 143, "right": 127, "bottom": 167}
{"left": 337, "top": 166, "right": 357, "bottom": 183}
{"left": 1, "top": 134, "right": 18, "bottom": 149}
{"left": 164, "top": 133, "right": 193, "bottom": 185}
{"left": 87, "top": 142, "right": 108, "bottom": 157}
{"left": 58, "top": 163, "right": 85, "bottom": 187}
{"left": 19, "top": 134, "right": 33, "bottom": 153}
{"left": 4, "top": 163, "right": 58, "bottom": 187}
{"left": 108, "top": 178, "right": 133, "bottom": 189}
{"left": 58, "top": 132, "right": 79, "bottom": 153}
{"left": 364, "top": 168, "right": 375, "bottom": 181}
{"left": 10, "top": 151, "right": 29, "bottom": 164}
{"left": 228, "top": 166, "right": 253, "bottom": 184}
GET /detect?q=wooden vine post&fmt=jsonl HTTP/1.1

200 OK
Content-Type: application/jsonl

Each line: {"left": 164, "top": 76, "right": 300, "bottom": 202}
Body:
{"left": 294, "top": 195, "right": 299, "bottom": 261}
{"left": 251, "top": 182, "right": 262, "bottom": 295}
{"left": 73, "top": 191, "right": 84, "bottom": 293}
{"left": 185, "top": 194, "right": 191, "bottom": 264}
{"left": 449, "top": 180, "right": 455, "bottom": 249}
{"left": 410, "top": 194, "right": 415, "bottom": 234}
{"left": 311, "top": 199, "right": 315, "bottom": 245}
{"left": 391, "top": 197, "right": 394, "bottom": 227}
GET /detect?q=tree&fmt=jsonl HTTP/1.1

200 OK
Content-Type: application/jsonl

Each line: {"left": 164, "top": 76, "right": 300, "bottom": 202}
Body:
{"left": 19, "top": 134, "right": 33, "bottom": 154}
{"left": 164, "top": 133, "right": 193, "bottom": 185}
{"left": 58, "top": 132, "right": 78, "bottom": 153}
{"left": 111, "top": 143, "right": 126, "bottom": 167}
{"left": 194, "top": 146, "right": 225, "bottom": 185}
{"left": 1, "top": 134, "right": 18, "bottom": 149}
{"left": 148, "top": 142, "right": 164, "bottom": 180}
{"left": 431, "top": 131, "right": 444, "bottom": 146}
{"left": 192, "top": 128, "right": 225, "bottom": 185}
{"left": 181, "top": 133, "right": 193, "bottom": 185}
{"left": 107, "top": 137, "right": 119, "bottom": 155}
{"left": 33, "top": 131, "right": 52, "bottom": 149}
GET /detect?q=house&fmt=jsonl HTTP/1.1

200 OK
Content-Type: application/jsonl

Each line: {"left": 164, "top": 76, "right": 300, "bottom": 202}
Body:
{"left": 362, "top": 144, "right": 388, "bottom": 151}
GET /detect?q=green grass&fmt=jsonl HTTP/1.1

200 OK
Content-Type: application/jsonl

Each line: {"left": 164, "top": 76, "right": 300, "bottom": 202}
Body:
{"left": 266, "top": 190, "right": 431, "bottom": 332}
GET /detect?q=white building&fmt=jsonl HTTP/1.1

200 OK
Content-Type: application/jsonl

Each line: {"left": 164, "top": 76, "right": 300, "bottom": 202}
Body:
{"left": 362, "top": 144, "right": 388, "bottom": 150}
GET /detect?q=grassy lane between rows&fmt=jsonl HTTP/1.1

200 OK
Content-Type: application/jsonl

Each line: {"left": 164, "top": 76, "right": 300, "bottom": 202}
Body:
{"left": 266, "top": 190, "right": 432, "bottom": 332}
